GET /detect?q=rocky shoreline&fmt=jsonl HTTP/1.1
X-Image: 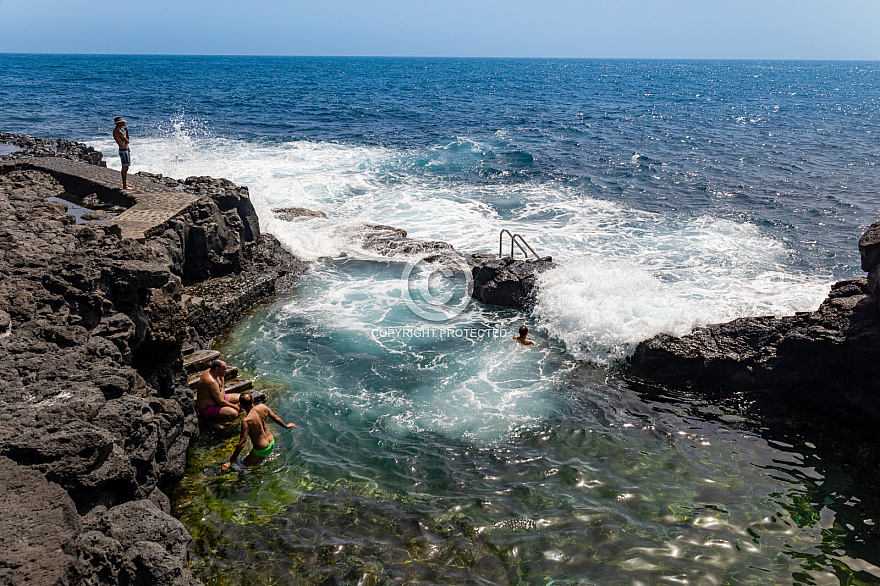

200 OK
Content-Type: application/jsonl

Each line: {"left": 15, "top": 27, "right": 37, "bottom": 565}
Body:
{"left": 0, "top": 132, "right": 105, "bottom": 166}
{"left": 0, "top": 135, "right": 305, "bottom": 585}
{"left": 5, "top": 131, "right": 880, "bottom": 584}
{"left": 628, "top": 223, "right": 880, "bottom": 423}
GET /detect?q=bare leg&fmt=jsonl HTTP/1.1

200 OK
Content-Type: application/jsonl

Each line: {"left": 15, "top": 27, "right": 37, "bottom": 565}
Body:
{"left": 241, "top": 451, "right": 266, "bottom": 467}
{"left": 121, "top": 165, "right": 133, "bottom": 189}
{"left": 209, "top": 406, "right": 241, "bottom": 428}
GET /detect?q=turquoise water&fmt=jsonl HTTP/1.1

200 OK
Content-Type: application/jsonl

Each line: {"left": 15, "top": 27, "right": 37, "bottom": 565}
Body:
{"left": 173, "top": 260, "right": 880, "bottom": 585}
{"left": 6, "top": 55, "right": 880, "bottom": 583}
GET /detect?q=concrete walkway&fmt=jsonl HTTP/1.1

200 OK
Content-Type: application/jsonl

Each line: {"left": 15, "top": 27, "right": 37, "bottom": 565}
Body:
{"left": 5, "top": 157, "right": 200, "bottom": 241}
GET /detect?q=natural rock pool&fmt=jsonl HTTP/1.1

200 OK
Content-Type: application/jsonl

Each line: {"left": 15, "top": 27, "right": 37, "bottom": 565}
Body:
{"left": 173, "top": 259, "right": 880, "bottom": 585}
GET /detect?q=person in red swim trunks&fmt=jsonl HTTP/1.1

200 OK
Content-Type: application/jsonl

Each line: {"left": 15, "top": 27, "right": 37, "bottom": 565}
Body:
{"left": 195, "top": 359, "right": 241, "bottom": 425}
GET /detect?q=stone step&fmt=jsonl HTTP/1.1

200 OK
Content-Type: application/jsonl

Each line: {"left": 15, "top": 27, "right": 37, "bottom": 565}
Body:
{"left": 183, "top": 349, "right": 220, "bottom": 374}
{"left": 225, "top": 379, "right": 253, "bottom": 394}
{"left": 182, "top": 343, "right": 195, "bottom": 357}
{"left": 187, "top": 366, "right": 239, "bottom": 390}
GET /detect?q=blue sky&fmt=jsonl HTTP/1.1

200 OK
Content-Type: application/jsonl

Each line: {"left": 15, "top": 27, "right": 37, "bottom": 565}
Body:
{"left": 1, "top": 0, "right": 878, "bottom": 59}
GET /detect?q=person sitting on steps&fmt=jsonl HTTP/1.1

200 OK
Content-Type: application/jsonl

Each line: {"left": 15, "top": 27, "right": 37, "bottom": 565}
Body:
{"left": 195, "top": 359, "right": 241, "bottom": 425}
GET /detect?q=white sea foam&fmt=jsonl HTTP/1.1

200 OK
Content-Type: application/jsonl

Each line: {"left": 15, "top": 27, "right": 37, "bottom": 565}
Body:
{"left": 90, "top": 127, "right": 833, "bottom": 365}
{"left": 267, "top": 261, "right": 561, "bottom": 444}
{"left": 531, "top": 216, "right": 832, "bottom": 364}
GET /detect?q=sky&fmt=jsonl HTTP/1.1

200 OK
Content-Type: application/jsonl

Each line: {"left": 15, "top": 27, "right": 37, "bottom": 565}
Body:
{"left": 1, "top": 0, "right": 879, "bottom": 60}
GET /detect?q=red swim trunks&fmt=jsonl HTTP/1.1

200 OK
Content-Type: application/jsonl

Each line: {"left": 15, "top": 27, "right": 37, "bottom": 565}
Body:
{"left": 199, "top": 394, "right": 228, "bottom": 419}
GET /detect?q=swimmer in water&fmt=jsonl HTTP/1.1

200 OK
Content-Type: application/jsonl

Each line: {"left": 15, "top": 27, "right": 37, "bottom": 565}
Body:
{"left": 513, "top": 325, "right": 535, "bottom": 346}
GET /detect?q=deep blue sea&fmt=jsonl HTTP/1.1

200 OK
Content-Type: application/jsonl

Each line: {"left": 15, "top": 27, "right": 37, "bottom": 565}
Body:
{"left": 3, "top": 55, "right": 880, "bottom": 584}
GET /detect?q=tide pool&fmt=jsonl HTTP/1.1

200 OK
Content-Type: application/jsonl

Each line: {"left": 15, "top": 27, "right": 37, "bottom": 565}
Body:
{"left": 172, "top": 260, "right": 880, "bottom": 585}
{"left": 6, "top": 54, "right": 879, "bottom": 584}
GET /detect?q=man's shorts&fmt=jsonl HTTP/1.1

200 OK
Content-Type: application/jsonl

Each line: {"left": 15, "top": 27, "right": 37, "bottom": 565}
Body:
{"left": 119, "top": 149, "right": 131, "bottom": 166}
{"left": 199, "top": 394, "right": 229, "bottom": 419}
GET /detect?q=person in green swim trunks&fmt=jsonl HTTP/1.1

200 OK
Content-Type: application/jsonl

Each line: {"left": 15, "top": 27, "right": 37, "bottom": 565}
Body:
{"left": 221, "top": 392, "right": 296, "bottom": 472}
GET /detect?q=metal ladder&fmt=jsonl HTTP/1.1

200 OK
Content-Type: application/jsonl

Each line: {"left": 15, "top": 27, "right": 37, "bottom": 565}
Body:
{"left": 499, "top": 229, "right": 540, "bottom": 260}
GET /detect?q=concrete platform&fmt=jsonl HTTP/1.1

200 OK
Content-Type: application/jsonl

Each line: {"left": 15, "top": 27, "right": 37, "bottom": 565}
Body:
{"left": 187, "top": 367, "right": 239, "bottom": 388}
{"left": 1, "top": 157, "right": 200, "bottom": 241}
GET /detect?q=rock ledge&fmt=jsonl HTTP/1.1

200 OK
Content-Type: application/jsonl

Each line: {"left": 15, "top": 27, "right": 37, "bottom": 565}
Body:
{"left": 0, "top": 137, "right": 305, "bottom": 585}
{"left": 629, "top": 222, "right": 880, "bottom": 422}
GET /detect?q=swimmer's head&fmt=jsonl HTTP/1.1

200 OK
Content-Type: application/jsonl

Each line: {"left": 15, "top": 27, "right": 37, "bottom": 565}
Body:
{"left": 519, "top": 325, "right": 529, "bottom": 337}
{"left": 240, "top": 393, "right": 253, "bottom": 409}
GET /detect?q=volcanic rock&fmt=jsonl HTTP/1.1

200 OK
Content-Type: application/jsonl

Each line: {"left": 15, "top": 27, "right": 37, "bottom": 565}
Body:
{"left": 630, "top": 223, "right": 880, "bottom": 421}
{"left": 0, "top": 456, "right": 81, "bottom": 585}
{"left": 471, "top": 257, "right": 556, "bottom": 309}
{"left": 0, "top": 152, "right": 305, "bottom": 585}
{"left": 272, "top": 206, "right": 329, "bottom": 220}
{"left": 0, "top": 132, "right": 105, "bottom": 166}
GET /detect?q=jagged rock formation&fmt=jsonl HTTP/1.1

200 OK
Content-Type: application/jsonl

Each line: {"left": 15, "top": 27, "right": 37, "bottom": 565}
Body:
{"left": 629, "top": 223, "right": 880, "bottom": 421}
{"left": 0, "top": 456, "right": 82, "bottom": 585}
{"left": 272, "top": 206, "right": 328, "bottom": 221}
{"left": 471, "top": 257, "right": 556, "bottom": 309}
{"left": 182, "top": 233, "right": 307, "bottom": 352}
{"left": 860, "top": 221, "right": 880, "bottom": 303}
{"left": 1, "top": 132, "right": 105, "bottom": 166}
{"left": 0, "top": 143, "right": 304, "bottom": 584}
{"left": 358, "top": 224, "right": 457, "bottom": 257}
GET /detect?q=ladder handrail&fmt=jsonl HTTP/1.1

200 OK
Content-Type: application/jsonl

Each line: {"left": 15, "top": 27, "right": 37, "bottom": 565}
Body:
{"left": 499, "top": 229, "right": 540, "bottom": 260}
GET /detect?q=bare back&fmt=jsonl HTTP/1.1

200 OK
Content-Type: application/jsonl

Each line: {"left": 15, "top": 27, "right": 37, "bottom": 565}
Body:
{"left": 195, "top": 369, "right": 224, "bottom": 410}
{"left": 243, "top": 404, "right": 274, "bottom": 450}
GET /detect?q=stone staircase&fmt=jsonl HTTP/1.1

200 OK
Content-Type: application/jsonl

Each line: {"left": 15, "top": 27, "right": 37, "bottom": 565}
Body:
{"left": 182, "top": 344, "right": 265, "bottom": 404}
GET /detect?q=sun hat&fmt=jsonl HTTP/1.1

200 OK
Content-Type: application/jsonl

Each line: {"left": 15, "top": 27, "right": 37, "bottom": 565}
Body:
{"left": 114, "top": 116, "right": 126, "bottom": 125}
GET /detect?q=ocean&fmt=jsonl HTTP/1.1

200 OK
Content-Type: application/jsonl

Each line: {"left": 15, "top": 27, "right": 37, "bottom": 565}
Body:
{"left": 3, "top": 54, "right": 880, "bottom": 584}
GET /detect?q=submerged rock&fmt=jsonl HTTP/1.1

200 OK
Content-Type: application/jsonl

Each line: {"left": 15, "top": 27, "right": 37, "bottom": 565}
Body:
{"left": 272, "top": 206, "right": 329, "bottom": 221}
{"left": 359, "top": 224, "right": 457, "bottom": 257}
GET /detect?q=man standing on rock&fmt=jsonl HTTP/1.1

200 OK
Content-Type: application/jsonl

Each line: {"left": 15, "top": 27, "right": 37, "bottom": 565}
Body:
{"left": 112, "top": 116, "right": 133, "bottom": 190}
{"left": 195, "top": 359, "right": 242, "bottom": 425}
{"left": 222, "top": 392, "right": 296, "bottom": 472}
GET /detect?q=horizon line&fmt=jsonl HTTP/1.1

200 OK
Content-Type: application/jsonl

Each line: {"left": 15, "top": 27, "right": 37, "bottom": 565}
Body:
{"left": 2, "top": 52, "right": 879, "bottom": 63}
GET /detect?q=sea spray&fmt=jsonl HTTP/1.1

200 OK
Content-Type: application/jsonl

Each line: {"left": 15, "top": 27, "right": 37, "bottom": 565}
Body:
{"left": 533, "top": 257, "right": 703, "bottom": 364}
{"left": 50, "top": 56, "right": 880, "bottom": 584}
{"left": 531, "top": 214, "right": 833, "bottom": 364}
{"left": 229, "top": 260, "right": 565, "bottom": 445}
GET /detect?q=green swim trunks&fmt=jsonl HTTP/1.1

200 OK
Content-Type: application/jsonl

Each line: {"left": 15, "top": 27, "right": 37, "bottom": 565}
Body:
{"left": 252, "top": 438, "right": 275, "bottom": 458}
